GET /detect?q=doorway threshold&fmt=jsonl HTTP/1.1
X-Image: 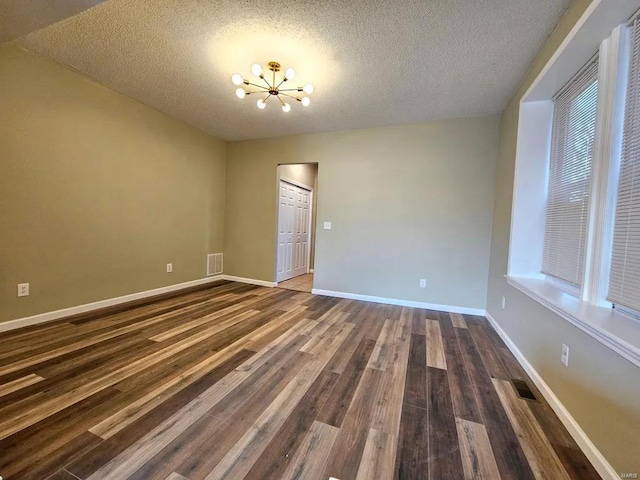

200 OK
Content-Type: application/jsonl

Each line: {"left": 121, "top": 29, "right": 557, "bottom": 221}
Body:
{"left": 277, "top": 274, "right": 313, "bottom": 293}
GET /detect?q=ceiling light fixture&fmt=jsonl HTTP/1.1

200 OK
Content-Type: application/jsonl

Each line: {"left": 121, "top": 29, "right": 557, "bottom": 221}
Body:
{"left": 232, "top": 61, "right": 313, "bottom": 112}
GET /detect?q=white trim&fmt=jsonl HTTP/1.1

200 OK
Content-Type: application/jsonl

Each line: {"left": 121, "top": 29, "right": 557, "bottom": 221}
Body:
{"left": 221, "top": 275, "right": 277, "bottom": 288}
{"left": 485, "top": 311, "right": 619, "bottom": 480}
{"left": 309, "top": 269, "right": 314, "bottom": 273}
{"left": 0, "top": 276, "right": 224, "bottom": 333}
{"left": 310, "top": 288, "right": 485, "bottom": 315}
{"left": 507, "top": 275, "right": 640, "bottom": 368}
{"left": 584, "top": 25, "right": 629, "bottom": 306}
{"left": 280, "top": 176, "right": 313, "bottom": 192}
{"left": 305, "top": 189, "right": 314, "bottom": 274}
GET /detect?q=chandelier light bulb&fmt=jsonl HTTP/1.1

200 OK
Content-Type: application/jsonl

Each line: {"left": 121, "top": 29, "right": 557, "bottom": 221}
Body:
{"left": 282, "top": 103, "right": 291, "bottom": 113}
{"left": 231, "top": 73, "right": 243, "bottom": 85}
{"left": 251, "top": 63, "right": 263, "bottom": 76}
{"left": 301, "top": 96, "right": 311, "bottom": 107}
{"left": 257, "top": 98, "right": 267, "bottom": 109}
{"left": 303, "top": 84, "right": 314, "bottom": 94}
{"left": 285, "top": 67, "right": 296, "bottom": 80}
{"left": 235, "top": 88, "right": 246, "bottom": 99}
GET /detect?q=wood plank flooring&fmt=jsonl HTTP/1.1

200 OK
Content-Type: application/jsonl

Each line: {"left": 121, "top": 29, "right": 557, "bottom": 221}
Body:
{"left": 277, "top": 274, "right": 313, "bottom": 293}
{"left": 0, "top": 281, "right": 600, "bottom": 479}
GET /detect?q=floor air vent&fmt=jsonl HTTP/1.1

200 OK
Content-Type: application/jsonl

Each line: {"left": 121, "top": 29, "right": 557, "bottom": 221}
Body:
{"left": 512, "top": 379, "right": 537, "bottom": 401}
{"left": 207, "top": 253, "right": 223, "bottom": 276}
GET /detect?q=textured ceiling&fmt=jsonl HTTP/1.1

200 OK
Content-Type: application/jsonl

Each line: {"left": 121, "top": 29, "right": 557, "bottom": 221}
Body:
{"left": 15, "top": 0, "right": 571, "bottom": 141}
{"left": 0, "top": 0, "right": 106, "bottom": 44}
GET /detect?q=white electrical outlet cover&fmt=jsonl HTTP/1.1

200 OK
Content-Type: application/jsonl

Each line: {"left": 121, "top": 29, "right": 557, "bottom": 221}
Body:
{"left": 561, "top": 344, "right": 569, "bottom": 366}
{"left": 323, "top": 221, "right": 332, "bottom": 230}
{"left": 17, "top": 283, "right": 29, "bottom": 297}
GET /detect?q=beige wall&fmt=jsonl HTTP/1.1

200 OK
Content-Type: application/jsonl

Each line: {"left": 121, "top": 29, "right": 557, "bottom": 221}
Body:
{"left": 226, "top": 118, "right": 499, "bottom": 310}
{"left": 0, "top": 45, "right": 226, "bottom": 323}
{"left": 486, "top": 0, "right": 640, "bottom": 473}
{"left": 278, "top": 163, "right": 318, "bottom": 269}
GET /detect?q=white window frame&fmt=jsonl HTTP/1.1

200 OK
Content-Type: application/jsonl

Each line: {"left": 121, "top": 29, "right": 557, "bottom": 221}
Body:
{"left": 507, "top": 0, "right": 640, "bottom": 368}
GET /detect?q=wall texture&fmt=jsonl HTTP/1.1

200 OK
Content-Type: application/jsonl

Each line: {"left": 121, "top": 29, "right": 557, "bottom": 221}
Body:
{"left": 486, "top": 0, "right": 640, "bottom": 473}
{"left": 226, "top": 118, "right": 499, "bottom": 310}
{"left": 0, "top": 45, "right": 226, "bottom": 323}
{"left": 278, "top": 163, "right": 318, "bottom": 269}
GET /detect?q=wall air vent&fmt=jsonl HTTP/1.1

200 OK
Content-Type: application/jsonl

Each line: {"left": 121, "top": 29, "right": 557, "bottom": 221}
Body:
{"left": 207, "top": 253, "right": 223, "bottom": 276}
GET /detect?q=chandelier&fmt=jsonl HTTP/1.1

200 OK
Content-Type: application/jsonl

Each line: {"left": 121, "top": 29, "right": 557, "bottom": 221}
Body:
{"left": 231, "top": 61, "right": 313, "bottom": 112}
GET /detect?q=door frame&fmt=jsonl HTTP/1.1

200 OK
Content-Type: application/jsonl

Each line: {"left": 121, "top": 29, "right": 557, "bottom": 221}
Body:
{"left": 277, "top": 176, "right": 314, "bottom": 282}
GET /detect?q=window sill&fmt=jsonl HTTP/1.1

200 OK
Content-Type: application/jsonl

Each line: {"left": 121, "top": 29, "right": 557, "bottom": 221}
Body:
{"left": 506, "top": 275, "right": 640, "bottom": 368}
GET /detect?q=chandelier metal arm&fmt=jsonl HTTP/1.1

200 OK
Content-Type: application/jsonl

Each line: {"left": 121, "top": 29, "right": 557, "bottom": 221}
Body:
{"left": 278, "top": 88, "right": 303, "bottom": 92}
{"left": 245, "top": 82, "right": 270, "bottom": 90}
{"left": 258, "top": 75, "right": 271, "bottom": 88}
{"left": 279, "top": 92, "right": 301, "bottom": 101}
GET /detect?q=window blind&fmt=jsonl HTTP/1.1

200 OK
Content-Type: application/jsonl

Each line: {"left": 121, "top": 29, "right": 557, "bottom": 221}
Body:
{"left": 542, "top": 58, "right": 599, "bottom": 286}
{"left": 608, "top": 19, "right": 640, "bottom": 312}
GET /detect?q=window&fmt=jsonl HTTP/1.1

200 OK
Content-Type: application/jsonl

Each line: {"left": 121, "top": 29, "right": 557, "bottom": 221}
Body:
{"left": 542, "top": 58, "right": 599, "bottom": 287}
{"left": 506, "top": 2, "right": 640, "bottom": 369}
{"left": 608, "top": 16, "right": 640, "bottom": 314}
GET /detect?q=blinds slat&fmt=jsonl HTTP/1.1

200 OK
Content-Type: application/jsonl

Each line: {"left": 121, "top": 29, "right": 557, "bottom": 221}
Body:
{"left": 543, "top": 58, "right": 599, "bottom": 287}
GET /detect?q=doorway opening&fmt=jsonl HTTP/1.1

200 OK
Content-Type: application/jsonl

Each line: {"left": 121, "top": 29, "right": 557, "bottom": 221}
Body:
{"left": 275, "top": 163, "right": 318, "bottom": 293}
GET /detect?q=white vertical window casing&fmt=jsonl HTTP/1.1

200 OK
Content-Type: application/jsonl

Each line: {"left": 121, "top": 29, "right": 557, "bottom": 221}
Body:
{"left": 542, "top": 57, "right": 600, "bottom": 287}
{"left": 608, "top": 18, "right": 640, "bottom": 313}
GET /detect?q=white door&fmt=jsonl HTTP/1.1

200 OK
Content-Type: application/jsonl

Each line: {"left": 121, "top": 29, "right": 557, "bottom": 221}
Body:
{"left": 293, "top": 186, "right": 311, "bottom": 278}
{"left": 277, "top": 180, "right": 311, "bottom": 282}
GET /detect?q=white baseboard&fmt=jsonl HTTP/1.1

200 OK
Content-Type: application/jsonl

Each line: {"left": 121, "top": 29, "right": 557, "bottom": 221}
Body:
{"left": 309, "top": 269, "right": 314, "bottom": 273}
{"left": 0, "top": 276, "right": 224, "bottom": 333}
{"left": 485, "top": 311, "right": 618, "bottom": 480}
{"left": 311, "top": 288, "right": 486, "bottom": 316}
{"left": 221, "top": 275, "right": 277, "bottom": 288}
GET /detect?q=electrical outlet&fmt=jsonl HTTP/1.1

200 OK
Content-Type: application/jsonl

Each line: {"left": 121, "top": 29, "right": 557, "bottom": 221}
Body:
{"left": 561, "top": 344, "right": 569, "bottom": 366}
{"left": 166, "top": 263, "right": 173, "bottom": 273}
{"left": 17, "top": 283, "right": 29, "bottom": 297}
{"left": 323, "top": 221, "right": 332, "bottom": 230}
{"left": 501, "top": 296, "right": 506, "bottom": 309}
{"left": 419, "top": 279, "right": 427, "bottom": 288}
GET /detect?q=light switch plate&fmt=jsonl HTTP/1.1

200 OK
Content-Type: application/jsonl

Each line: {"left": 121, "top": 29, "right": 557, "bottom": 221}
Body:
{"left": 323, "top": 221, "right": 332, "bottom": 230}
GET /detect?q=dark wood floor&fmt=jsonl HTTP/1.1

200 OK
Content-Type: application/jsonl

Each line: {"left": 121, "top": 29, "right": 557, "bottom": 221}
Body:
{"left": 0, "top": 280, "right": 600, "bottom": 480}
